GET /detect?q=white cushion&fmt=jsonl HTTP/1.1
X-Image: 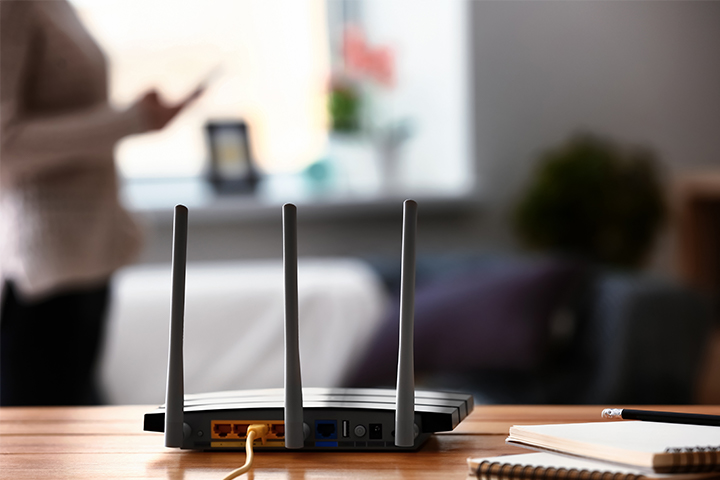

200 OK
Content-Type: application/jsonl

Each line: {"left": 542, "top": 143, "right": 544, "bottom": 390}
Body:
{"left": 99, "top": 258, "right": 388, "bottom": 404}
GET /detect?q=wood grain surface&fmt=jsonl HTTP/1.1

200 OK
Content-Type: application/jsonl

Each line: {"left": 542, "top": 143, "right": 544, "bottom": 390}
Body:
{"left": 2, "top": 405, "right": 720, "bottom": 479}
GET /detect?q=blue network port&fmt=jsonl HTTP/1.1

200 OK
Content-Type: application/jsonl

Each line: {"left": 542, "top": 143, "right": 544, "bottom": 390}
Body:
{"left": 315, "top": 420, "right": 338, "bottom": 440}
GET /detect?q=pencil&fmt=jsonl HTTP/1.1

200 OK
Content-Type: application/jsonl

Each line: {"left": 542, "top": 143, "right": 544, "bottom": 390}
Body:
{"left": 601, "top": 408, "right": 720, "bottom": 427}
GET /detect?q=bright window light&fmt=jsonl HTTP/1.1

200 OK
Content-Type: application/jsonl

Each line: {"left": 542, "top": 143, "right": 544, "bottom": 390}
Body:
{"left": 72, "top": 0, "right": 330, "bottom": 178}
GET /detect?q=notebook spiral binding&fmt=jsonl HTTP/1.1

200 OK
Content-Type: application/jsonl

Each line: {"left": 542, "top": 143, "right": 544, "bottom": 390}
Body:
{"left": 475, "top": 461, "right": 643, "bottom": 480}
{"left": 663, "top": 446, "right": 720, "bottom": 473}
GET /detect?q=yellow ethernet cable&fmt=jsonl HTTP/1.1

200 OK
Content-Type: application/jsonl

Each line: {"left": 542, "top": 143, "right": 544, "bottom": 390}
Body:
{"left": 221, "top": 424, "right": 270, "bottom": 480}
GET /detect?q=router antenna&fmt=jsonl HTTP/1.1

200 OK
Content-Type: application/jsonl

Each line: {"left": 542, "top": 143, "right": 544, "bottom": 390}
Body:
{"left": 283, "top": 203, "right": 304, "bottom": 449}
{"left": 165, "top": 204, "right": 188, "bottom": 448}
{"left": 395, "top": 199, "right": 417, "bottom": 447}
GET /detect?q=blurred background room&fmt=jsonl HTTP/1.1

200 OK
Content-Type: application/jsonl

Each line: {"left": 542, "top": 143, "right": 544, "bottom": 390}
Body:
{"left": 54, "top": 0, "right": 720, "bottom": 406}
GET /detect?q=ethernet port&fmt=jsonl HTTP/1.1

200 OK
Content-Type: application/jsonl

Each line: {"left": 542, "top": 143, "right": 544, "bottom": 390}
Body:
{"left": 233, "top": 424, "right": 249, "bottom": 437}
{"left": 315, "top": 420, "right": 337, "bottom": 439}
{"left": 213, "top": 423, "right": 232, "bottom": 438}
{"left": 369, "top": 423, "right": 382, "bottom": 440}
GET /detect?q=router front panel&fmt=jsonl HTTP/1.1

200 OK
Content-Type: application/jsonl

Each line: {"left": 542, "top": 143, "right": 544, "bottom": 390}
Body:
{"left": 144, "top": 387, "right": 473, "bottom": 451}
{"left": 146, "top": 407, "right": 431, "bottom": 451}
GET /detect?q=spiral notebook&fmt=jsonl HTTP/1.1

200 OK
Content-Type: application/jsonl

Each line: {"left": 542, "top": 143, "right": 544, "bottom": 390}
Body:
{"left": 506, "top": 421, "right": 720, "bottom": 474}
{"left": 468, "top": 453, "right": 720, "bottom": 480}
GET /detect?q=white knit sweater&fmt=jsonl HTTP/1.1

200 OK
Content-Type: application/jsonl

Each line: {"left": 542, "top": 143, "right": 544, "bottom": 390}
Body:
{"left": 0, "top": 0, "right": 145, "bottom": 299}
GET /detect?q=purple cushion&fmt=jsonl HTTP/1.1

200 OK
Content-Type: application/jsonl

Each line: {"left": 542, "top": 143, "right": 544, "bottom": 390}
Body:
{"left": 344, "top": 258, "right": 585, "bottom": 386}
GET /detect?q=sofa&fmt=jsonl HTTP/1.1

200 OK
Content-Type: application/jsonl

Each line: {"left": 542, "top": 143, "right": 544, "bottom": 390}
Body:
{"left": 100, "top": 254, "right": 713, "bottom": 405}
{"left": 347, "top": 253, "right": 713, "bottom": 405}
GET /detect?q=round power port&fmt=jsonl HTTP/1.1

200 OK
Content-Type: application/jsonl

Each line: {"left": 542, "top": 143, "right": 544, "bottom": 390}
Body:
{"left": 354, "top": 425, "right": 367, "bottom": 437}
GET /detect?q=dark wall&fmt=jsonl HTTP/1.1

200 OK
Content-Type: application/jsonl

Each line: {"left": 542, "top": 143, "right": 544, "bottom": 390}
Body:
{"left": 471, "top": 0, "right": 720, "bottom": 273}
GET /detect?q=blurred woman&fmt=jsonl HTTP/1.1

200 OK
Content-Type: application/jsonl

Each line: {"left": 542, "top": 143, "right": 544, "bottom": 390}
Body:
{"left": 0, "top": 0, "right": 197, "bottom": 405}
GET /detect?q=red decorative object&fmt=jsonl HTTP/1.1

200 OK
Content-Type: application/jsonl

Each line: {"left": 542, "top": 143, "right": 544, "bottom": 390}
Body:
{"left": 342, "top": 26, "right": 394, "bottom": 87}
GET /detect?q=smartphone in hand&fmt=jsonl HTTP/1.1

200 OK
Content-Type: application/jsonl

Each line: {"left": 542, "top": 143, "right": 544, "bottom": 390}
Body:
{"left": 181, "top": 65, "right": 223, "bottom": 106}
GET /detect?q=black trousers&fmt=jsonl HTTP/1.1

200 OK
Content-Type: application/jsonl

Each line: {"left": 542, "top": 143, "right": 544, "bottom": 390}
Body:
{"left": 0, "top": 281, "right": 110, "bottom": 406}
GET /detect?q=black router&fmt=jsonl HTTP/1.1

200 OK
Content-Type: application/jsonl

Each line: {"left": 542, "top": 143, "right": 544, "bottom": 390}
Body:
{"left": 144, "top": 200, "right": 473, "bottom": 451}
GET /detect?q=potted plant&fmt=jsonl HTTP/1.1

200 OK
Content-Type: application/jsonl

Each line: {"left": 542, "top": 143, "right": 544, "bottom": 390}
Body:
{"left": 514, "top": 134, "right": 666, "bottom": 269}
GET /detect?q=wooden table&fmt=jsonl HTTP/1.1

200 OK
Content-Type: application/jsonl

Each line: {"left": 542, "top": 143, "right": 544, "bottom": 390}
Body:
{"left": 2, "top": 405, "right": 720, "bottom": 479}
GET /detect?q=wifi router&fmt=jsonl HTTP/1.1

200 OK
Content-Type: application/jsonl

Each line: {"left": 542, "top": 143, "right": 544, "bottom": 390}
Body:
{"left": 144, "top": 200, "right": 473, "bottom": 451}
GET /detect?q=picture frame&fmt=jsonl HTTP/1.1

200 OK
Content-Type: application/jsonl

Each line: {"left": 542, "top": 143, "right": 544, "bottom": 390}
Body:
{"left": 205, "top": 120, "right": 259, "bottom": 194}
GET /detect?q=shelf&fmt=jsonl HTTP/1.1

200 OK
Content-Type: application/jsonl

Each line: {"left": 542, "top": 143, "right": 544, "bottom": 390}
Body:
{"left": 121, "top": 176, "right": 480, "bottom": 225}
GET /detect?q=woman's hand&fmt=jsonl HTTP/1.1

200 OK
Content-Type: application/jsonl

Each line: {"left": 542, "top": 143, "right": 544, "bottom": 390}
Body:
{"left": 136, "top": 87, "right": 204, "bottom": 132}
